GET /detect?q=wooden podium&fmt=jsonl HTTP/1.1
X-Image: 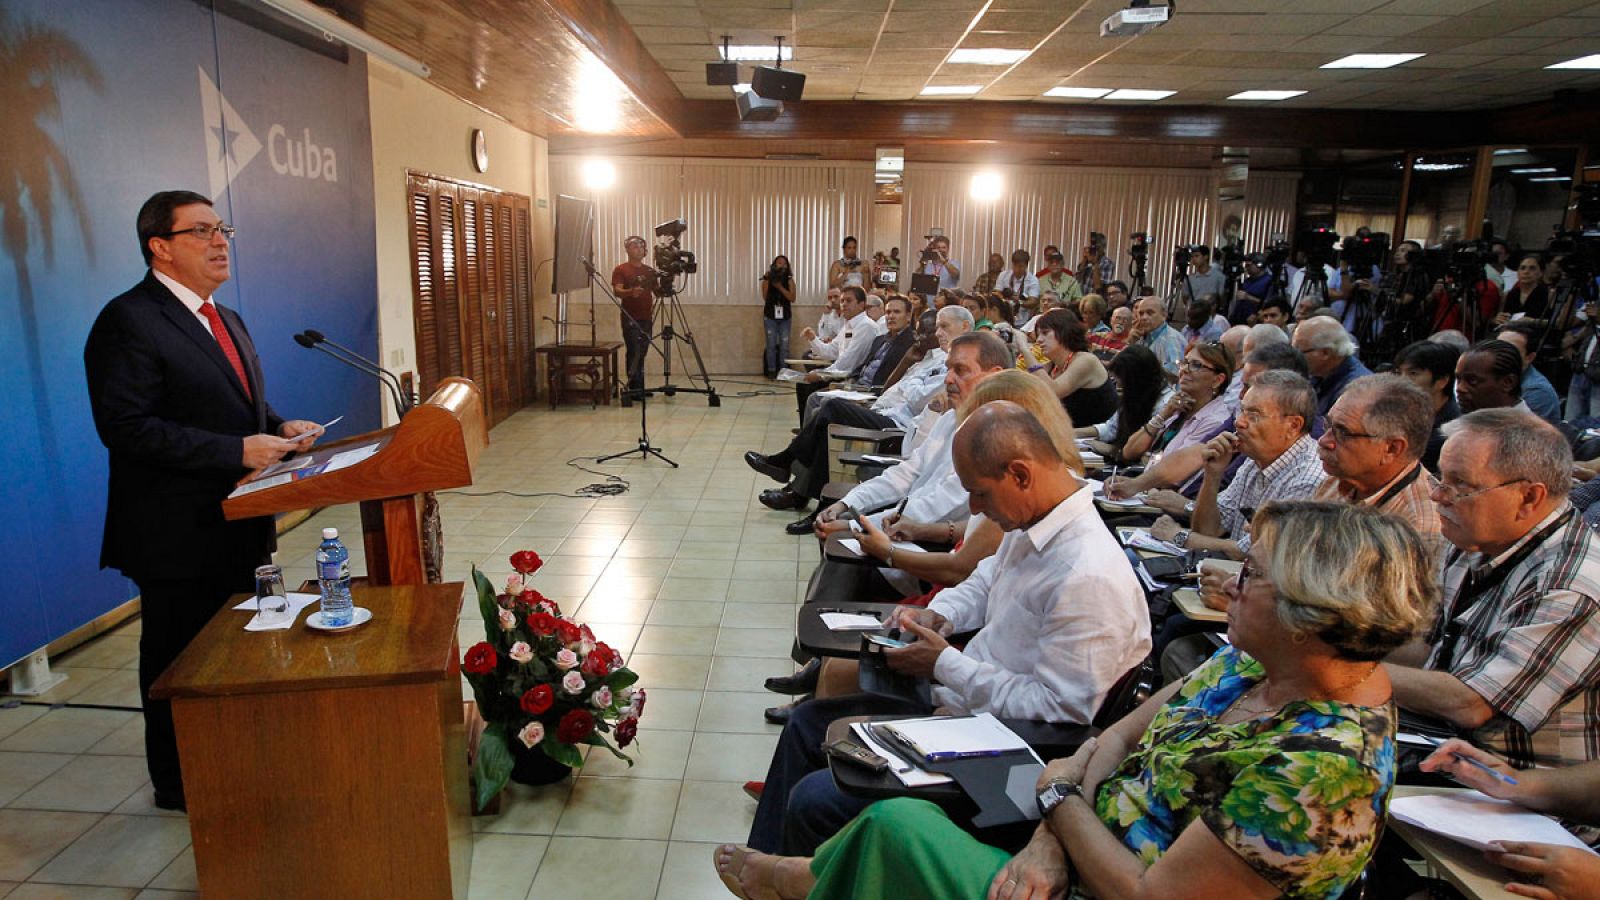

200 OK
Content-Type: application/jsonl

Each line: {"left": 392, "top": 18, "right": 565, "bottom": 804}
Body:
{"left": 224, "top": 376, "right": 488, "bottom": 585}
{"left": 151, "top": 583, "right": 471, "bottom": 898}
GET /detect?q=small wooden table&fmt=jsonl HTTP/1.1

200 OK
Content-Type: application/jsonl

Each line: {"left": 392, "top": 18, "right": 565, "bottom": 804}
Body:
{"left": 1390, "top": 786, "right": 1519, "bottom": 900}
{"left": 537, "top": 341, "right": 623, "bottom": 408}
{"left": 151, "top": 583, "right": 470, "bottom": 899}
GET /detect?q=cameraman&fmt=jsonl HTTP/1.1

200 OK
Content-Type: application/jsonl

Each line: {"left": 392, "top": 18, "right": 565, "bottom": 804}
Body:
{"left": 1077, "top": 232, "right": 1115, "bottom": 294}
{"left": 828, "top": 236, "right": 868, "bottom": 290}
{"left": 760, "top": 254, "right": 796, "bottom": 379}
{"left": 611, "top": 235, "right": 657, "bottom": 390}
{"left": 1182, "top": 245, "right": 1226, "bottom": 305}
{"left": 1230, "top": 253, "right": 1273, "bottom": 323}
{"left": 917, "top": 233, "right": 961, "bottom": 292}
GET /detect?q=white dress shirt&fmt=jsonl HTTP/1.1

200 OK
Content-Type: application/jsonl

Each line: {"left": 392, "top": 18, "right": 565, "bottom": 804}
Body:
{"left": 841, "top": 409, "right": 967, "bottom": 526}
{"left": 872, "top": 349, "right": 947, "bottom": 431}
{"left": 816, "top": 310, "right": 844, "bottom": 343}
{"left": 153, "top": 270, "right": 217, "bottom": 335}
{"left": 928, "top": 485, "right": 1152, "bottom": 722}
{"left": 995, "top": 270, "right": 1041, "bottom": 300}
{"left": 812, "top": 311, "right": 884, "bottom": 376}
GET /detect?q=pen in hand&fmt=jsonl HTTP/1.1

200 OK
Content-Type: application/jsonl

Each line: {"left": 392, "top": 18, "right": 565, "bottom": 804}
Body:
{"left": 1420, "top": 734, "right": 1519, "bottom": 786}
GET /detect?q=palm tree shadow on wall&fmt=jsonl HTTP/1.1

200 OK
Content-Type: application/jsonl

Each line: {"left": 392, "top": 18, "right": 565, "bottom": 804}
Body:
{"left": 0, "top": 10, "right": 103, "bottom": 486}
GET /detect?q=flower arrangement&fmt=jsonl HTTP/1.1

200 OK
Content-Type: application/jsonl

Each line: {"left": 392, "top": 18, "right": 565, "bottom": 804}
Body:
{"left": 462, "top": 549, "right": 644, "bottom": 810}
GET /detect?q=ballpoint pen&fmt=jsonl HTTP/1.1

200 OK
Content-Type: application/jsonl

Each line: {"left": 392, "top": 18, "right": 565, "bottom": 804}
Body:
{"left": 1417, "top": 733, "right": 1518, "bottom": 785}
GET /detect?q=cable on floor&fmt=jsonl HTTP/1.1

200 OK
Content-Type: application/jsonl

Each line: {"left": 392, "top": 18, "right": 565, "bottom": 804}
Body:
{"left": 439, "top": 455, "right": 631, "bottom": 499}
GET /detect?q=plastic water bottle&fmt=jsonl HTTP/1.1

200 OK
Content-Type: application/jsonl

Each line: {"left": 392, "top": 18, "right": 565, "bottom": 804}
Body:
{"left": 316, "top": 527, "right": 354, "bottom": 626}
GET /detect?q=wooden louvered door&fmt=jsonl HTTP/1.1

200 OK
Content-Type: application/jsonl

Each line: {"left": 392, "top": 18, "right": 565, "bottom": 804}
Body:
{"left": 407, "top": 172, "right": 534, "bottom": 426}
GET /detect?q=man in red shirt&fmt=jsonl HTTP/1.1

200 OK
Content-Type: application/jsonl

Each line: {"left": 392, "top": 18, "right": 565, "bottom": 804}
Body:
{"left": 612, "top": 235, "right": 657, "bottom": 390}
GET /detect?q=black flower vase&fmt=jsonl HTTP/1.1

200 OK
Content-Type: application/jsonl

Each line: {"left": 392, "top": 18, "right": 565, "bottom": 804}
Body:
{"left": 509, "top": 743, "right": 572, "bottom": 786}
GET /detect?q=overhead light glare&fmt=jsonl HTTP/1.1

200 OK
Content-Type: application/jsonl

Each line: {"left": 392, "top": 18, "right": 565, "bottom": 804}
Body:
{"left": 1413, "top": 162, "right": 1467, "bottom": 172}
{"left": 1510, "top": 167, "right": 1558, "bottom": 174}
{"left": 1529, "top": 176, "right": 1572, "bottom": 182}
{"left": 1227, "top": 90, "right": 1306, "bottom": 101}
{"left": 720, "top": 44, "right": 792, "bottom": 62}
{"left": 732, "top": 83, "right": 751, "bottom": 94}
{"left": 1322, "top": 53, "right": 1423, "bottom": 69}
{"left": 1044, "top": 86, "right": 1112, "bottom": 98}
{"left": 1546, "top": 54, "right": 1600, "bottom": 69}
{"left": 1104, "top": 88, "right": 1175, "bottom": 100}
{"left": 949, "top": 48, "right": 1031, "bottom": 65}
{"left": 970, "top": 171, "right": 1002, "bottom": 200}
{"left": 1493, "top": 148, "right": 1530, "bottom": 156}
{"left": 580, "top": 159, "right": 616, "bottom": 190}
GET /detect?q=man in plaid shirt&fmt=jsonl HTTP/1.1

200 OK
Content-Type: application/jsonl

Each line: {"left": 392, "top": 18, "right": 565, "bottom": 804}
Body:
{"left": 1387, "top": 408, "right": 1600, "bottom": 768}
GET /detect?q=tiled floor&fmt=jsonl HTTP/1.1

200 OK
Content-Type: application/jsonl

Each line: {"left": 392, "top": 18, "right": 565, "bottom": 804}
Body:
{"left": 1, "top": 383, "right": 817, "bottom": 899}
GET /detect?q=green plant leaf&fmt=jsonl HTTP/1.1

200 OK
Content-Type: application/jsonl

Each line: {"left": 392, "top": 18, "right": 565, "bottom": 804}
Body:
{"left": 472, "top": 566, "right": 500, "bottom": 646}
{"left": 586, "top": 733, "right": 634, "bottom": 764}
{"left": 541, "top": 738, "right": 585, "bottom": 769}
{"left": 605, "top": 668, "right": 639, "bottom": 692}
{"left": 474, "top": 724, "right": 514, "bottom": 812}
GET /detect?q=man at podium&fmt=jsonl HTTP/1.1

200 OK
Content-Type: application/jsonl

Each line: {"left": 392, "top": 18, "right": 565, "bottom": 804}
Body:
{"left": 84, "top": 190, "right": 321, "bottom": 812}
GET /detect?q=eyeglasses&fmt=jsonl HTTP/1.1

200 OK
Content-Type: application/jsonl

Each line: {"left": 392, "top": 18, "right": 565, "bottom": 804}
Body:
{"left": 1433, "top": 477, "right": 1529, "bottom": 504}
{"left": 1235, "top": 406, "right": 1287, "bottom": 424}
{"left": 1180, "top": 359, "right": 1221, "bottom": 374}
{"left": 1236, "top": 560, "right": 1255, "bottom": 592}
{"left": 161, "top": 223, "right": 235, "bottom": 241}
{"left": 1323, "top": 422, "right": 1382, "bottom": 443}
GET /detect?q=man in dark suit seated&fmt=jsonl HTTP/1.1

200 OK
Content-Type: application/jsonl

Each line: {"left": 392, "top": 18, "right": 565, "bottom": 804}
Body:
{"left": 83, "top": 190, "right": 321, "bottom": 812}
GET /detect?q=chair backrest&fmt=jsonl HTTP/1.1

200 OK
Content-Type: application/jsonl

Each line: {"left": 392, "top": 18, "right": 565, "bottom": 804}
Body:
{"left": 1093, "top": 657, "right": 1156, "bottom": 729}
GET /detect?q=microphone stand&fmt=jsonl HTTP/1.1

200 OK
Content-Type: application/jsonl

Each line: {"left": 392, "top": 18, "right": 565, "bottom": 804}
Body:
{"left": 294, "top": 332, "right": 409, "bottom": 422}
{"left": 305, "top": 329, "right": 414, "bottom": 414}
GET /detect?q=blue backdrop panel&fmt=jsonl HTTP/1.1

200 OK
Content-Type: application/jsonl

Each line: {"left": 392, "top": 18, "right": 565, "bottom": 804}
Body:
{"left": 0, "top": 0, "right": 379, "bottom": 667}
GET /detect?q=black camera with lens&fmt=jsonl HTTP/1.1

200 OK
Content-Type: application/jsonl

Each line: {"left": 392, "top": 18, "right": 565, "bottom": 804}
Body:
{"left": 1299, "top": 227, "right": 1340, "bottom": 270}
{"left": 1129, "top": 232, "right": 1150, "bottom": 262}
{"left": 652, "top": 218, "right": 698, "bottom": 290}
{"left": 1341, "top": 232, "right": 1390, "bottom": 273}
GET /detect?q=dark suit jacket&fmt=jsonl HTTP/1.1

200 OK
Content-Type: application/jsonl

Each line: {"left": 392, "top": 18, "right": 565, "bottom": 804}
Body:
{"left": 851, "top": 327, "right": 916, "bottom": 387}
{"left": 84, "top": 271, "right": 284, "bottom": 581}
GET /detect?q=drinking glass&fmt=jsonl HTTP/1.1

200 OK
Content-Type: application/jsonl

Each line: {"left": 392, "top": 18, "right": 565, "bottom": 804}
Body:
{"left": 255, "top": 564, "right": 289, "bottom": 620}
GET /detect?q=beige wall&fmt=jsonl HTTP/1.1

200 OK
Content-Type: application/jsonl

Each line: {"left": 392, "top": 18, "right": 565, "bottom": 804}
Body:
{"left": 367, "top": 58, "right": 552, "bottom": 422}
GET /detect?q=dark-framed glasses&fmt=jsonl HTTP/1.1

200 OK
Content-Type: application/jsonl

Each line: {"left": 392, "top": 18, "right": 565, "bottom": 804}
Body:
{"left": 162, "top": 223, "right": 235, "bottom": 241}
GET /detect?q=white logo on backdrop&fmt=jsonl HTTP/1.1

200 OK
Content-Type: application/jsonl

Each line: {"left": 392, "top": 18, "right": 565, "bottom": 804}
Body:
{"left": 198, "top": 68, "right": 339, "bottom": 198}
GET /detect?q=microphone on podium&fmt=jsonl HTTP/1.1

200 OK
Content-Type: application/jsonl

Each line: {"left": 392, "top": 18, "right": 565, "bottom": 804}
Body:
{"left": 294, "top": 331, "right": 411, "bottom": 421}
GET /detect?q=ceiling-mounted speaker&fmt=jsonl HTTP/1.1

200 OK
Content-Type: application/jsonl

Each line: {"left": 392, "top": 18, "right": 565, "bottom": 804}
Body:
{"left": 706, "top": 61, "right": 739, "bottom": 86}
{"left": 737, "top": 90, "right": 783, "bottom": 122}
{"left": 751, "top": 65, "right": 805, "bottom": 101}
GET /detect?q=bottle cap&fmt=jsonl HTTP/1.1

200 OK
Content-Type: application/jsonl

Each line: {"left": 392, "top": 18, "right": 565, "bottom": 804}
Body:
{"left": 322, "top": 527, "right": 339, "bottom": 540}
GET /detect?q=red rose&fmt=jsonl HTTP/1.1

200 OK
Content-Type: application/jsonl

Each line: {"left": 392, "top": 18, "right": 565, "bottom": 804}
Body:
{"left": 508, "top": 550, "right": 544, "bottom": 575}
{"left": 520, "top": 684, "right": 554, "bottom": 715}
{"left": 462, "top": 642, "right": 497, "bottom": 675}
{"left": 582, "top": 642, "right": 619, "bottom": 676}
{"left": 555, "top": 619, "right": 582, "bottom": 644}
{"left": 615, "top": 715, "right": 638, "bottom": 748}
{"left": 528, "top": 612, "right": 558, "bottom": 636}
{"left": 556, "top": 708, "right": 595, "bottom": 743}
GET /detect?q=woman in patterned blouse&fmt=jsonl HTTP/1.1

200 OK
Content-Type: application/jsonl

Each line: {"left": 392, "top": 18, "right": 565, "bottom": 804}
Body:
{"left": 713, "top": 502, "right": 1438, "bottom": 900}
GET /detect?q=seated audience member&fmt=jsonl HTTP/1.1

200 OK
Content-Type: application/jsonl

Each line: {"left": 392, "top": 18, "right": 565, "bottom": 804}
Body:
{"left": 807, "top": 332, "right": 1013, "bottom": 538}
{"left": 1230, "top": 252, "right": 1272, "bottom": 322}
{"left": 748, "top": 306, "right": 972, "bottom": 518}
{"left": 1243, "top": 321, "right": 1288, "bottom": 356}
{"left": 1394, "top": 339, "right": 1461, "bottom": 471}
{"left": 1103, "top": 279, "right": 1130, "bottom": 311}
{"left": 1104, "top": 341, "right": 1235, "bottom": 500}
{"left": 1312, "top": 374, "right": 1443, "bottom": 556}
{"left": 1089, "top": 305, "right": 1134, "bottom": 360}
{"left": 995, "top": 249, "right": 1041, "bottom": 307}
{"left": 1495, "top": 319, "right": 1563, "bottom": 424}
{"left": 716, "top": 502, "right": 1432, "bottom": 900}
{"left": 864, "top": 292, "right": 885, "bottom": 321}
{"left": 797, "top": 286, "right": 882, "bottom": 389}
{"left": 960, "top": 292, "right": 988, "bottom": 329}
{"left": 1293, "top": 315, "right": 1372, "bottom": 418}
{"left": 742, "top": 401, "right": 1151, "bottom": 856}
{"left": 1026, "top": 309, "right": 1118, "bottom": 428}
{"left": 1181, "top": 294, "right": 1229, "bottom": 346}
{"left": 851, "top": 295, "right": 915, "bottom": 387}
{"left": 1218, "top": 324, "right": 1249, "bottom": 410}
{"left": 1429, "top": 328, "right": 1471, "bottom": 354}
{"left": 971, "top": 254, "right": 1005, "bottom": 297}
{"left": 1501, "top": 254, "right": 1551, "bottom": 321}
{"left": 1075, "top": 345, "right": 1165, "bottom": 462}
{"left": 1255, "top": 297, "right": 1293, "bottom": 332}
{"left": 812, "top": 288, "right": 843, "bottom": 348}
{"left": 1385, "top": 409, "right": 1600, "bottom": 769}
{"left": 1079, "top": 292, "right": 1108, "bottom": 334}
{"left": 1038, "top": 250, "right": 1082, "bottom": 307}
{"left": 1455, "top": 339, "right": 1528, "bottom": 414}
{"left": 981, "top": 295, "right": 1015, "bottom": 338}
{"left": 1150, "top": 371, "right": 1323, "bottom": 558}
{"left": 1133, "top": 295, "right": 1187, "bottom": 381}
{"left": 1420, "top": 740, "right": 1600, "bottom": 897}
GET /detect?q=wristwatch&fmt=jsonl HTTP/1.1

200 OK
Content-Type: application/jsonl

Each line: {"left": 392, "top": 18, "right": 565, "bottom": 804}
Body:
{"left": 1173, "top": 529, "right": 1191, "bottom": 549}
{"left": 1036, "top": 778, "right": 1083, "bottom": 817}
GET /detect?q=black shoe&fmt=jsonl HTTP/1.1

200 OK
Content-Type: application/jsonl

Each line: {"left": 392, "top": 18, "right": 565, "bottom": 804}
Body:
{"left": 764, "top": 704, "right": 793, "bottom": 725}
{"left": 785, "top": 512, "right": 820, "bottom": 536}
{"left": 759, "top": 488, "right": 808, "bottom": 511}
{"left": 765, "top": 659, "right": 821, "bottom": 695}
{"left": 745, "top": 451, "right": 790, "bottom": 482}
{"left": 153, "top": 788, "right": 187, "bottom": 812}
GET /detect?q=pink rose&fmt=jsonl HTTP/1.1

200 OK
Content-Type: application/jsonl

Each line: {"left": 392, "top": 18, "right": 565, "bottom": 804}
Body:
{"left": 591, "top": 686, "right": 613, "bottom": 709}
{"left": 554, "top": 648, "right": 579, "bottom": 671}
{"left": 517, "top": 721, "right": 545, "bottom": 748}
{"left": 562, "top": 670, "right": 586, "bottom": 694}
{"left": 504, "top": 573, "right": 525, "bottom": 595}
{"left": 509, "top": 641, "right": 533, "bottom": 664}
{"left": 497, "top": 608, "right": 517, "bottom": 632}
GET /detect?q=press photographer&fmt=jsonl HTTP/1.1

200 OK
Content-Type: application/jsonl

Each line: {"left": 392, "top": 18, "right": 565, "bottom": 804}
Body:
{"left": 828, "top": 236, "right": 868, "bottom": 290}
{"left": 916, "top": 232, "right": 961, "bottom": 293}
{"left": 1077, "top": 231, "right": 1115, "bottom": 294}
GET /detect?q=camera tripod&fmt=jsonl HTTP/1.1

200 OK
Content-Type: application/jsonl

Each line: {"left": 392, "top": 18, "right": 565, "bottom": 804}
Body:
{"left": 1163, "top": 266, "right": 1196, "bottom": 321}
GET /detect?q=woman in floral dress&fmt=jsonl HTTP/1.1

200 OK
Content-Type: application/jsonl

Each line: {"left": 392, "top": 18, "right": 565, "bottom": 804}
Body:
{"left": 713, "top": 501, "right": 1438, "bottom": 900}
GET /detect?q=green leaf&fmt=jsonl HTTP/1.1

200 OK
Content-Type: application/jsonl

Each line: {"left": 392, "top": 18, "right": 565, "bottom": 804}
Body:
{"left": 474, "top": 724, "right": 514, "bottom": 812}
{"left": 586, "top": 733, "right": 634, "bottom": 764}
{"left": 605, "top": 668, "right": 639, "bottom": 692}
{"left": 541, "top": 737, "right": 585, "bottom": 769}
{"left": 472, "top": 566, "right": 500, "bottom": 646}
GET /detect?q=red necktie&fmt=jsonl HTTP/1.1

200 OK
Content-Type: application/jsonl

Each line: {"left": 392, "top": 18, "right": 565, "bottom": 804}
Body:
{"left": 199, "top": 301, "right": 253, "bottom": 401}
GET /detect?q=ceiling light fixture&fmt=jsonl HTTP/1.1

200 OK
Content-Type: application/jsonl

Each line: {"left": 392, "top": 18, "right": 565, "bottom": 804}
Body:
{"left": 720, "top": 44, "right": 793, "bottom": 62}
{"left": 1546, "top": 54, "right": 1600, "bottom": 69}
{"left": 949, "top": 48, "right": 1031, "bottom": 65}
{"left": 580, "top": 159, "right": 616, "bottom": 191}
{"left": 921, "top": 85, "right": 984, "bottom": 96}
{"left": 1104, "top": 88, "right": 1175, "bottom": 100}
{"left": 1044, "top": 86, "right": 1112, "bottom": 98}
{"left": 1227, "top": 90, "right": 1306, "bottom": 101}
{"left": 1510, "top": 167, "right": 1558, "bottom": 174}
{"left": 1412, "top": 162, "right": 1467, "bottom": 172}
{"left": 1321, "top": 53, "right": 1424, "bottom": 69}
{"left": 1529, "top": 176, "right": 1572, "bottom": 182}
{"left": 1493, "top": 148, "right": 1531, "bottom": 156}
